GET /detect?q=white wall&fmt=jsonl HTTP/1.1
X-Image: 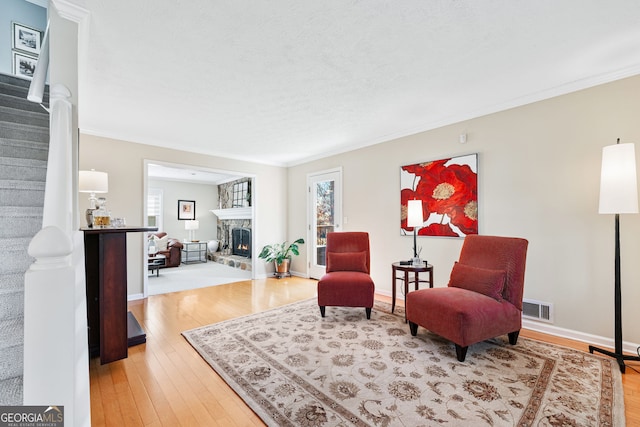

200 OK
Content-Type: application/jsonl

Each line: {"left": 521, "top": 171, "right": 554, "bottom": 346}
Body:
{"left": 288, "top": 75, "right": 640, "bottom": 344}
{"left": 78, "top": 75, "right": 640, "bottom": 345}
{"left": 78, "top": 135, "right": 288, "bottom": 295}
{"left": 148, "top": 178, "right": 218, "bottom": 242}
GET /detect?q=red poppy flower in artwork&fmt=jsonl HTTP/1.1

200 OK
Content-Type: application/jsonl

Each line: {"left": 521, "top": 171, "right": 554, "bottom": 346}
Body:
{"left": 418, "top": 223, "right": 460, "bottom": 237}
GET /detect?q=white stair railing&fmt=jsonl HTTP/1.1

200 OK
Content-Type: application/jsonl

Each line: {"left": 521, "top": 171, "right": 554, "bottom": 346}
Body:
{"left": 23, "top": 83, "right": 91, "bottom": 427}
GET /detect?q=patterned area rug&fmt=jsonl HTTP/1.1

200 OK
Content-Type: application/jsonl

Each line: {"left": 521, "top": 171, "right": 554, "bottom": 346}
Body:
{"left": 182, "top": 299, "right": 624, "bottom": 426}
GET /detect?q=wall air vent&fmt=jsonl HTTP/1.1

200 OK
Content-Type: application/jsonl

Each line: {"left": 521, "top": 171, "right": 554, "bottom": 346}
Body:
{"left": 522, "top": 299, "right": 553, "bottom": 323}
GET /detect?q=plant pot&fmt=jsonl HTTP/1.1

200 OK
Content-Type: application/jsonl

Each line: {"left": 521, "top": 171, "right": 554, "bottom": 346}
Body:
{"left": 274, "top": 258, "right": 291, "bottom": 278}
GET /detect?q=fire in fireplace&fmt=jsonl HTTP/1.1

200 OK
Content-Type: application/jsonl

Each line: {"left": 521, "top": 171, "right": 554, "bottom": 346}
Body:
{"left": 232, "top": 227, "right": 251, "bottom": 257}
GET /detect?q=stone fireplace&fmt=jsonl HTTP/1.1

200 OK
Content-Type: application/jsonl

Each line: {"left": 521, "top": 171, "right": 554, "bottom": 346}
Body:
{"left": 209, "top": 177, "right": 253, "bottom": 271}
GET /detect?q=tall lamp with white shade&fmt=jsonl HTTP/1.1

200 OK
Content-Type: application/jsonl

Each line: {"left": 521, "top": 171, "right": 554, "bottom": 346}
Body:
{"left": 407, "top": 199, "right": 424, "bottom": 264}
{"left": 79, "top": 169, "right": 108, "bottom": 227}
{"left": 588, "top": 139, "right": 640, "bottom": 373}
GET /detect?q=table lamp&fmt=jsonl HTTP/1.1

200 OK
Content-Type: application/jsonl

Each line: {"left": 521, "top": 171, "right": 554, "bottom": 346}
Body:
{"left": 79, "top": 169, "right": 108, "bottom": 227}
{"left": 185, "top": 220, "right": 199, "bottom": 242}
{"left": 407, "top": 199, "right": 424, "bottom": 264}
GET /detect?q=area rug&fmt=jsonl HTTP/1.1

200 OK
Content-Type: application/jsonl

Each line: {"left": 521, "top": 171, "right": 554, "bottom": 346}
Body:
{"left": 182, "top": 299, "right": 624, "bottom": 426}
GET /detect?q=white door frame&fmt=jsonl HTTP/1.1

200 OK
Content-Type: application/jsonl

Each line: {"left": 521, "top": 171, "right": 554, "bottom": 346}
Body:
{"left": 307, "top": 167, "right": 343, "bottom": 279}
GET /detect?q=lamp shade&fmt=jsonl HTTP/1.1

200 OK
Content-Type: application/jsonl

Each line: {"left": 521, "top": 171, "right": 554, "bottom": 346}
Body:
{"left": 407, "top": 199, "right": 424, "bottom": 227}
{"left": 185, "top": 220, "right": 199, "bottom": 230}
{"left": 599, "top": 143, "right": 639, "bottom": 214}
{"left": 79, "top": 170, "right": 108, "bottom": 193}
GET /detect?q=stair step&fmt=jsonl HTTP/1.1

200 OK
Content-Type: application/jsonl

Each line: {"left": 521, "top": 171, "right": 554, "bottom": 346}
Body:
{"left": 0, "top": 157, "right": 47, "bottom": 181}
{"left": 0, "top": 237, "right": 33, "bottom": 275}
{"left": 0, "top": 73, "right": 31, "bottom": 89}
{"left": 0, "top": 289, "right": 23, "bottom": 324}
{"left": 0, "top": 274, "right": 24, "bottom": 321}
{"left": 0, "top": 138, "right": 48, "bottom": 161}
{"left": 0, "top": 180, "right": 45, "bottom": 207}
{"left": 0, "top": 73, "right": 49, "bottom": 94}
{"left": 0, "top": 207, "right": 43, "bottom": 238}
{"left": 0, "top": 122, "right": 48, "bottom": 144}
{"left": 0, "top": 81, "right": 49, "bottom": 103}
{"left": 0, "top": 105, "right": 49, "bottom": 128}
{"left": 0, "top": 91, "right": 48, "bottom": 114}
{"left": 0, "top": 272, "right": 23, "bottom": 290}
{"left": 0, "top": 316, "right": 23, "bottom": 350}
{"left": 0, "top": 316, "right": 24, "bottom": 399}
{"left": 0, "top": 376, "right": 23, "bottom": 405}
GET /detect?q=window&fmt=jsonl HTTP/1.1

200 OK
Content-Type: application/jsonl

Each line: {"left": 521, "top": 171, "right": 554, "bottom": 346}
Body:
{"left": 148, "top": 188, "right": 163, "bottom": 230}
{"left": 232, "top": 180, "right": 250, "bottom": 207}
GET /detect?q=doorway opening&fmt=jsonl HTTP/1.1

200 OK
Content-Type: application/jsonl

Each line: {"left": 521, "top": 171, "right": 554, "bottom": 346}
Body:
{"left": 143, "top": 160, "right": 255, "bottom": 296}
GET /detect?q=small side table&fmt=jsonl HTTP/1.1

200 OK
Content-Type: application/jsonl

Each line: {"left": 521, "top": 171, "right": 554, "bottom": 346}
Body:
{"left": 391, "top": 262, "right": 433, "bottom": 321}
{"left": 182, "top": 241, "right": 207, "bottom": 264}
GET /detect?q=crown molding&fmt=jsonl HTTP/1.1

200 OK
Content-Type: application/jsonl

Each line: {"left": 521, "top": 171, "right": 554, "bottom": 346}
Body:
{"left": 51, "top": 0, "right": 89, "bottom": 23}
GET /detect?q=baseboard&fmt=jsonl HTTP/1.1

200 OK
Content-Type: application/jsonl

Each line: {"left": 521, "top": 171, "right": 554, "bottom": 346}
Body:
{"left": 522, "top": 318, "right": 640, "bottom": 356}
{"left": 377, "top": 289, "right": 640, "bottom": 356}
{"left": 127, "top": 293, "right": 144, "bottom": 301}
{"left": 290, "top": 270, "right": 309, "bottom": 279}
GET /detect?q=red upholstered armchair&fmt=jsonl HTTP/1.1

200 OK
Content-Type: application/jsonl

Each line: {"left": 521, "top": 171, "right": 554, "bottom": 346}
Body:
{"left": 317, "top": 232, "right": 375, "bottom": 319}
{"left": 406, "top": 235, "right": 528, "bottom": 362}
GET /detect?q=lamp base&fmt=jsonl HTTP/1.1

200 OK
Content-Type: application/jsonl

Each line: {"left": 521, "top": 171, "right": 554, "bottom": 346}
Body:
{"left": 588, "top": 345, "right": 640, "bottom": 373}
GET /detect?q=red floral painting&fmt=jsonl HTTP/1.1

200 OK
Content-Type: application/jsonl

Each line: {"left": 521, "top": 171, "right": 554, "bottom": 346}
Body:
{"left": 401, "top": 154, "right": 478, "bottom": 237}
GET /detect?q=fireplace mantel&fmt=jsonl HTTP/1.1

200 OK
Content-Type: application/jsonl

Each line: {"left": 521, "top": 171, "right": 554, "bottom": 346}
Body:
{"left": 210, "top": 207, "right": 252, "bottom": 220}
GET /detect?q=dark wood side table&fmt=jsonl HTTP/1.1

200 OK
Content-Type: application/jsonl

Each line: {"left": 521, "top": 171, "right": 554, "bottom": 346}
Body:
{"left": 391, "top": 262, "right": 434, "bottom": 321}
{"left": 83, "top": 226, "right": 157, "bottom": 364}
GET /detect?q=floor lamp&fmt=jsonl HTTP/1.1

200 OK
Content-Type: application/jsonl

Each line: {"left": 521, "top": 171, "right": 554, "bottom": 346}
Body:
{"left": 589, "top": 139, "right": 640, "bottom": 373}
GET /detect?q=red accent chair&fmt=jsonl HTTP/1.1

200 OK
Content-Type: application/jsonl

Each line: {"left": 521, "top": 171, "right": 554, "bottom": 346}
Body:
{"left": 406, "top": 235, "right": 528, "bottom": 361}
{"left": 318, "top": 232, "right": 375, "bottom": 319}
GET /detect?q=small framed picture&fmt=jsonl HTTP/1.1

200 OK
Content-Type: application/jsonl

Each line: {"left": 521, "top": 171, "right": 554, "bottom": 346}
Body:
{"left": 12, "top": 51, "right": 38, "bottom": 80}
{"left": 178, "top": 200, "right": 196, "bottom": 220}
{"left": 12, "top": 22, "right": 42, "bottom": 55}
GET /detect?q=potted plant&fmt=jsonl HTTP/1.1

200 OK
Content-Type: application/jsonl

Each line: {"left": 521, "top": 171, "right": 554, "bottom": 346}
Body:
{"left": 258, "top": 238, "right": 304, "bottom": 278}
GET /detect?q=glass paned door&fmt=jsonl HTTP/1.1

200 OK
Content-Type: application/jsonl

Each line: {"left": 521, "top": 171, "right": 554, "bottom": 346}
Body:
{"left": 308, "top": 169, "right": 342, "bottom": 279}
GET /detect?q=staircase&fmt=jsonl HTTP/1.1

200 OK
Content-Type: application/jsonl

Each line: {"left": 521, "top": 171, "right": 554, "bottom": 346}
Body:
{"left": 0, "top": 73, "right": 49, "bottom": 405}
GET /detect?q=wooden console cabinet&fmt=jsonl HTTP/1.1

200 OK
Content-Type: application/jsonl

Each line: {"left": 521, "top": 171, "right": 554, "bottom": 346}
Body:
{"left": 83, "top": 226, "right": 157, "bottom": 364}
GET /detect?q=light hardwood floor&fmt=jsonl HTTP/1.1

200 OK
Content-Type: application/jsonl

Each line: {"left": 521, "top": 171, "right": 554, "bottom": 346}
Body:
{"left": 89, "top": 277, "right": 640, "bottom": 426}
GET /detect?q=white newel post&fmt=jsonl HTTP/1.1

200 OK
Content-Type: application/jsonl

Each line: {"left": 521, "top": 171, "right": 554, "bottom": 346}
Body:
{"left": 24, "top": 227, "right": 75, "bottom": 415}
{"left": 23, "top": 83, "right": 91, "bottom": 427}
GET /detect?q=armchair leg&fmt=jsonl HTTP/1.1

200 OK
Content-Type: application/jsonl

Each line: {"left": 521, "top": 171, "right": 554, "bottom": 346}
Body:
{"left": 408, "top": 321, "right": 418, "bottom": 336}
{"left": 508, "top": 331, "right": 520, "bottom": 345}
{"left": 365, "top": 308, "right": 371, "bottom": 319}
{"left": 455, "top": 345, "right": 468, "bottom": 362}
{"left": 319, "top": 306, "right": 325, "bottom": 317}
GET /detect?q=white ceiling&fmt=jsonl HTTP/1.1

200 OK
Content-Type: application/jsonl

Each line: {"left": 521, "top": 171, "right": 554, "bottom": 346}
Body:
{"left": 75, "top": 0, "right": 640, "bottom": 167}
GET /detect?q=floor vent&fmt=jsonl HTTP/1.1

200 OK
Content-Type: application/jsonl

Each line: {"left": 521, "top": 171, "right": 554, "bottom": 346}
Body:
{"left": 522, "top": 299, "right": 553, "bottom": 323}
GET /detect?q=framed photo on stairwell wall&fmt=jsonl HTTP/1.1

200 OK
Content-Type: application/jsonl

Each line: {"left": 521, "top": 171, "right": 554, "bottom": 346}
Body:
{"left": 178, "top": 200, "right": 196, "bottom": 220}
{"left": 12, "top": 51, "right": 38, "bottom": 80}
{"left": 12, "top": 22, "right": 42, "bottom": 56}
